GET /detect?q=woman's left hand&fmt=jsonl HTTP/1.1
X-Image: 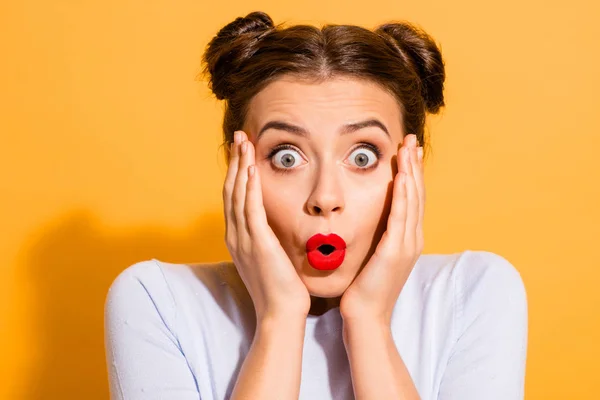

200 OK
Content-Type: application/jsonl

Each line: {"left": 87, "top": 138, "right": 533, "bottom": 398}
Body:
{"left": 339, "top": 134, "right": 425, "bottom": 326}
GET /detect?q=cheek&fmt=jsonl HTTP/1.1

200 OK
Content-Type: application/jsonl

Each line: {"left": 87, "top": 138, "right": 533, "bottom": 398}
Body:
{"left": 352, "top": 179, "right": 393, "bottom": 226}
{"left": 260, "top": 179, "right": 301, "bottom": 233}
{"left": 345, "top": 178, "right": 395, "bottom": 258}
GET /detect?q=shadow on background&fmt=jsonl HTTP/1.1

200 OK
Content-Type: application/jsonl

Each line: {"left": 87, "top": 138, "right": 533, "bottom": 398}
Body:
{"left": 21, "top": 209, "right": 229, "bottom": 399}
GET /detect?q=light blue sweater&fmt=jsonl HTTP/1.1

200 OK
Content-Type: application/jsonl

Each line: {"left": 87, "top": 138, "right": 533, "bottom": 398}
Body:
{"left": 104, "top": 250, "right": 528, "bottom": 399}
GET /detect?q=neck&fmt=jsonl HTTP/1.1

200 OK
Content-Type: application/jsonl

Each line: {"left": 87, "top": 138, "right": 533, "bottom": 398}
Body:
{"left": 308, "top": 294, "right": 342, "bottom": 316}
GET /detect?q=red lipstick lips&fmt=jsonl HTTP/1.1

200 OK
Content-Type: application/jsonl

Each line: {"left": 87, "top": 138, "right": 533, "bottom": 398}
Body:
{"left": 306, "top": 233, "right": 347, "bottom": 271}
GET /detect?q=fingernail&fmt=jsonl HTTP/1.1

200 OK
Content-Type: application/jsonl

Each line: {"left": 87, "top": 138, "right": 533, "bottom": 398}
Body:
{"left": 248, "top": 165, "right": 255, "bottom": 177}
{"left": 234, "top": 131, "right": 242, "bottom": 144}
{"left": 417, "top": 147, "right": 423, "bottom": 160}
{"left": 241, "top": 141, "right": 247, "bottom": 154}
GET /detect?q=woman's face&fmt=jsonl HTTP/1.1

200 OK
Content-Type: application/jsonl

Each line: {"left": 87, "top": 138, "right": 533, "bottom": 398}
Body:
{"left": 243, "top": 75, "right": 405, "bottom": 298}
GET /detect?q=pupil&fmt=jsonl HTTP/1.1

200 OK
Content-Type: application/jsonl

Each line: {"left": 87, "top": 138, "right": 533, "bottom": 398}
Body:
{"left": 318, "top": 244, "right": 335, "bottom": 255}
{"left": 282, "top": 154, "right": 294, "bottom": 167}
{"left": 355, "top": 153, "right": 368, "bottom": 167}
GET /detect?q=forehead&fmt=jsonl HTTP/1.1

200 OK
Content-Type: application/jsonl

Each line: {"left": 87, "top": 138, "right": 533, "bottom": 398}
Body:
{"left": 245, "top": 75, "right": 404, "bottom": 138}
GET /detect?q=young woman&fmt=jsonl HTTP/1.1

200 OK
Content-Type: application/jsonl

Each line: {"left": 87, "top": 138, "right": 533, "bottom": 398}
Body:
{"left": 104, "top": 11, "right": 528, "bottom": 400}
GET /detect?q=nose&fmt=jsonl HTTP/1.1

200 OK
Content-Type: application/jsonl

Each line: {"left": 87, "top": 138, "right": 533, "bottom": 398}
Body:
{"left": 306, "top": 165, "right": 345, "bottom": 217}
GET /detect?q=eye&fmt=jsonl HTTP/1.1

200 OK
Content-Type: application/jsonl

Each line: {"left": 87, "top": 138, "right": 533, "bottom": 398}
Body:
{"left": 270, "top": 145, "right": 304, "bottom": 170}
{"left": 346, "top": 144, "right": 380, "bottom": 169}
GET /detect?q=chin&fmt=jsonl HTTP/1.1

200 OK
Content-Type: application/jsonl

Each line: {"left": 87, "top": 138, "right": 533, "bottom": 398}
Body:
{"left": 296, "top": 258, "right": 355, "bottom": 298}
{"left": 306, "top": 285, "right": 347, "bottom": 298}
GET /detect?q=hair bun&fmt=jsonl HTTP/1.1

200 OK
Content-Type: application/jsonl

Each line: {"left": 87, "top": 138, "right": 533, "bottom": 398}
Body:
{"left": 376, "top": 22, "right": 445, "bottom": 114}
{"left": 202, "top": 12, "right": 275, "bottom": 100}
{"left": 225, "top": 11, "right": 274, "bottom": 37}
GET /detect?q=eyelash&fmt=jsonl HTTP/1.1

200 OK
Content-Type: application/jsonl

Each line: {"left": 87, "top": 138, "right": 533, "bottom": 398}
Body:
{"left": 265, "top": 143, "right": 383, "bottom": 175}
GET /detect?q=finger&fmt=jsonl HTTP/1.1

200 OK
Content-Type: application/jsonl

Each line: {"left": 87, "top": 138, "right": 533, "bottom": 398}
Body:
{"left": 233, "top": 132, "right": 251, "bottom": 239}
{"left": 245, "top": 144, "right": 271, "bottom": 239}
{"left": 404, "top": 140, "right": 420, "bottom": 249}
{"left": 385, "top": 145, "right": 409, "bottom": 247}
{"left": 224, "top": 132, "right": 243, "bottom": 208}
{"left": 407, "top": 139, "right": 422, "bottom": 225}
{"left": 403, "top": 140, "right": 419, "bottom": 249}
{"left": 224, "top": 131, "right": 243, "bottom": 197}
{"left": 412, "top": 145, "right": 425, "bottom": 253}
{"left": 223, "top": 131, "right": 243, "bottom": 237}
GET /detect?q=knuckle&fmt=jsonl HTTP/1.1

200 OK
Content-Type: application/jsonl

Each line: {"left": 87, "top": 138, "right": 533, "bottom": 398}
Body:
{"left": 225, "top": 233, "right": 237, "bottom": 249}
{"left": 245, "top": 220, "right": 255, "bottom": 237}
{"left": 252, "top": 240, "right": 269, "bottom": 258}
{"left": 222, "top": 184, "right": 231, "bottom": 199}
{"left": 232, "top": 194, "right": 240, "bottom": 210}
{"left": 239, "top": 238, "right": 252, "bottom": 256}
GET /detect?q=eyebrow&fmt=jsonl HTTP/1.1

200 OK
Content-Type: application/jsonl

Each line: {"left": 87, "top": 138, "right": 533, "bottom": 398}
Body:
{"left": 256, "top": 119, "right": 391, "bottom": 141}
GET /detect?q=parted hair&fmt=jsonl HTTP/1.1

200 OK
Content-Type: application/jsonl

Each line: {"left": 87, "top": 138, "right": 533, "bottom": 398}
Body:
{"left": 201, "top": 11, "right": 446, "bottom": 161}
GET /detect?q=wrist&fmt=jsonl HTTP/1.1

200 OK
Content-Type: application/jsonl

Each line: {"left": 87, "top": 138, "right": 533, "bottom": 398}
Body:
{"left": 341, "top": 309, "right": 391, "bottom": 328}
{"left": 342, "top": 317, "right": 391, "bottom": 345}
{"left": 256, "top": 314, "right": 307, "bottom": 336}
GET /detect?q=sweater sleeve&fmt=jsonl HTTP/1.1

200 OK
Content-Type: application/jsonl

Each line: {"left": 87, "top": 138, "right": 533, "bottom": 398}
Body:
{"left": 104, "top": 260, "right": 200, "bottom": 400}
{"left": 437, "top": 251, "right": 528, "bottom": 400}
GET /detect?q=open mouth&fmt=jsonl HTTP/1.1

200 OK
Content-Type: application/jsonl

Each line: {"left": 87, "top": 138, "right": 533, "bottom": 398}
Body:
{"left": 317, "top": 244, "right": 336, "bottom": 255}
{"left": 306, "top": 233, "right": 347, "bottom": 271}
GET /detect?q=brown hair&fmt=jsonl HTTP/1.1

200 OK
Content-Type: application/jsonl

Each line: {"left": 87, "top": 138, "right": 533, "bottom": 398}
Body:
{"left": 201, "top": 11, "right": 445, "bottom": 162}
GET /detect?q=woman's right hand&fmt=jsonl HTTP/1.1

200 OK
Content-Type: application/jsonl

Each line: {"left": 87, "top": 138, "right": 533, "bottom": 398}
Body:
{"left": 223, "top": 130, "right": 311, "bottom": 323}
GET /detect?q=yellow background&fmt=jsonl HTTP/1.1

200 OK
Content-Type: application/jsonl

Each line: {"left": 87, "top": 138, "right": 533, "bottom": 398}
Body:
{"left": 1, "top": 0, "right": 598, "bottom": 398}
